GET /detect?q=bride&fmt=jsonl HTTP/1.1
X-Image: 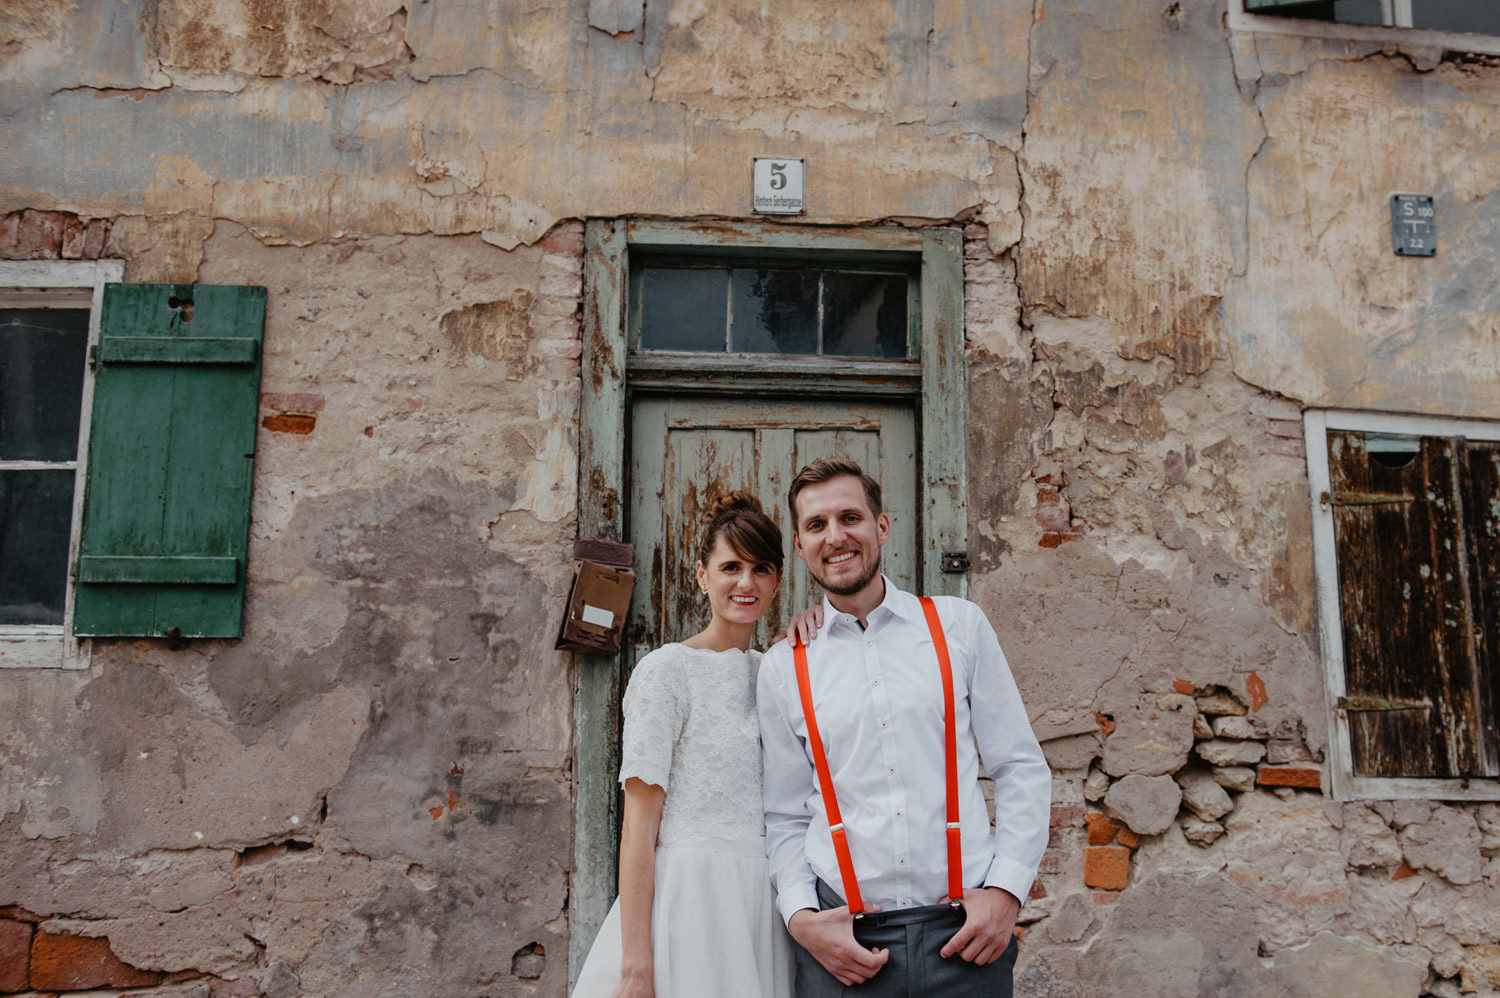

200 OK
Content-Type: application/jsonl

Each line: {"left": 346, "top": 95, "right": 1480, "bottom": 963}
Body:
{"left": 572, "top": 492, "right": 801, "bottom": 998}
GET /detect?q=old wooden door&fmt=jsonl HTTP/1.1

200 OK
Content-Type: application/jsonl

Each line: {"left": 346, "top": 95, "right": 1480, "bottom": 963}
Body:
{"left": 628, "top": 396, "right": 916, "bottom": 652}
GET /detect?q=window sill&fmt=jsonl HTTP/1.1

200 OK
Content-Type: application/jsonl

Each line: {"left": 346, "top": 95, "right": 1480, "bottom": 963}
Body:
{"left": 0, "top": 631, "right": 89, "bottom": 670}
{"left": 1333, "top": 773, "right": 1500, "bottom": 802}
{"left": 1230, "top": 7, "right": 1500, "bottom": 59}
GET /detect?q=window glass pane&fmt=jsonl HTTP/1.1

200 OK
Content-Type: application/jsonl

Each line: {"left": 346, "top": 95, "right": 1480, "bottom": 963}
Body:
{"left": 0, "top": 468, "right": 76, "bottom": 625}
{"left": 1249, "top": 0, "right": 1383, "bottom": 24}
{"left": 1412, "top": 0, "right": 1500, "bottom": 34}
{"left": 823, "top": 273, "right": 908, "bottom": 358}
{"left": 730, "top": 269, "right": 818, "bottom": 354}
{"left": 638, "top": 268, "right": 729, "bottom": 351}
{"left": 0, "top": 309, "right": 89, "bottom": 461}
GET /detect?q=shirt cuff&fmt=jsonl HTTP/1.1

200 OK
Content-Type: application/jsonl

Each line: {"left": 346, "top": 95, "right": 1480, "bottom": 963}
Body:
{"left": 775, "top": 883, "right": 820, "bottom": 926}
{"left": 984, "top": 856, "right": 1039, "bottom": 908}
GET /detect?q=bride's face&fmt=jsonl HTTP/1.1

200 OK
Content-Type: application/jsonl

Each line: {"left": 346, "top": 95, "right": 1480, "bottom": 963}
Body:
{"left": 696, "top": 537, "right": 779, "bottom": 627}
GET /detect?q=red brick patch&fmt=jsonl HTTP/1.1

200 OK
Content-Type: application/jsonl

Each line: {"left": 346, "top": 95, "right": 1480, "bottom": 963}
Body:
{"left": 1246, "top": 671, "right": 1268, "bottom": 711}
{"left": 262, "top": 413, "right": 317, "bottom": 434}
{"left": 1083, "top": 846, "right": 1130, "bottom": 891}
{"left": 0, "top": 919, "right": 31, "bottom": 992}
{"left": 1392, "top": 860, "right": 1418, "bottom": 881}
{"left": 1257, "top": 766, "right": 1320, "bottom": 789}
{"left": 1172, "top": 679, "right": 1195, "bottom": 695}
{"left": 1115, "top": 827, "right": 1141, "bottom": 850}
{"left": 30, "top": 931, "right": 158, "bottom": 990}
{"left": 1028, "top": 878, "right": 1047, "bottom": 901}
{"left": 1050, "top": 804, "right": 1085, "bottom": 828}
{"left": 1092, "top": 711, "right": 1116, "bottom": 740}
{"left": 1084, "top": 812, "right": 1118, "bottom": 846}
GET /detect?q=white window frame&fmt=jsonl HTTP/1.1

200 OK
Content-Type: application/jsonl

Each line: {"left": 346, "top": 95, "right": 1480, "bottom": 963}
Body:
{"left": 0, "top": 259, "right": 122, "bottom": 670}
{"left": 1231, "top": 0, "right": 1500, "bottom": 57}
{"left": 1305, "top": 408, "right": 1500, "bottom": 801}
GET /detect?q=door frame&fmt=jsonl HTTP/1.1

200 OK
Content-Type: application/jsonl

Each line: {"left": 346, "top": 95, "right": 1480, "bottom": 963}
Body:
{"left": 571, "top": 218, "right": 967, "bottom": 980}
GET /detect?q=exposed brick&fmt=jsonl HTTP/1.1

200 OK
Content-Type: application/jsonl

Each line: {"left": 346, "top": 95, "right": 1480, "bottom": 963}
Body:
{"left": 17, "top": 209, "right": 64, "bottom": 259}
{"left": 1392, "top": 860, "right": 1418, "bottom": 881}
{"left": 0, "top": 213, "right": 18, "bottom": 257}
{"left": 60, "top": 215, "right": 87, "bottom": 259}
{"left": 1246, "top": 671, "right": 1268, "bottom": 711}
{"left": 261, "top": 392, "right": 326, "bottom": 414}
{"left": 262, "top": 413, "right": 317, "bottom": 434}
{"left": 1172, "top": 679, "right": 1195, "bottom": 695}
{"left": 1257, "top": 765, "right": 1321, "bottom": 789}
{"left": 1093, "top": 711, "right": 1116, "bottom": 740}
{"left": 1051, "top": 804, "right": 1085, "bottom": 828}
{"left": 1265, "top": 738, "right": 1313, "bottom": 764}
{"left": 1028, "top": 878, "right": 1047, "bottom": 901}
{"left": 1085, "top": 811, "right": 1118, "bottom": 845}
{"left": 0, "top": 908, "right": 43, "bottom": 923}
{"left": 0, "top": 919, "right": 31, "bottom": 991}
{"left": 537, "top": 223, "right": 584, "bottom": 255}
{"left": 1037, "top": 850, "right": 1066, "bottom": 875}
{"left": 83, "top": 217, "right": 110, "bottom": 259}
{"left": 31, "top": 930, "right": 159, "bottom": 990}
{"left": 1115, "top": 827, "right": 1140, "bottom": 850}
{"left": 1083, "top": 845, "right": 1130, "bottom": 891}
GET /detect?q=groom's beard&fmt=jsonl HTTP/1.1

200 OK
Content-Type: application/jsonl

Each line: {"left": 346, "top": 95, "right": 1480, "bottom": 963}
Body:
{"left": 811, "top": 552, "right": 882, "bottom": 597}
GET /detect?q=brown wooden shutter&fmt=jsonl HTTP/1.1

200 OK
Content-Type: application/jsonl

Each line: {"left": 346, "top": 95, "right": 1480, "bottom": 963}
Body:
{"left": 1327, "top": 431, "right": 1495, "bottom": 779}
{"left": 1462, "top": 440, "right": 1500, "bottom": 776}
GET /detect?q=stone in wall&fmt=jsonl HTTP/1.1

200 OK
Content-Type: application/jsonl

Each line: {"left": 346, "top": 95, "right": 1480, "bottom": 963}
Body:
{"left": 1103, "top": 774, "right": 1181, "bottom": 837}
{"left": 1099, "top": 694, "right": 1196, "bottom": 778}
{"left": 1400, "top": 806, "right": 1484, "bottom": 886}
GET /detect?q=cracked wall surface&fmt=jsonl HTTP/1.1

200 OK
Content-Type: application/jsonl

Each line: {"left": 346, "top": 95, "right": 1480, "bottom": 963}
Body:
{"left": 3, "top": 0, "right": 1500, "bottom": 995}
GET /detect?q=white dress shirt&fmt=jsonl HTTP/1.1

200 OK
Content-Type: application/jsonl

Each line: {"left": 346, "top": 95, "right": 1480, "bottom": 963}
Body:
{"left": 757, "top": 579, "right": 1051, "bottom": 925}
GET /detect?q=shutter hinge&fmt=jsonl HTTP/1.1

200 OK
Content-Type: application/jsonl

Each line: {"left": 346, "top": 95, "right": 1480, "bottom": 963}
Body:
{"left": 940, "top": 549, "right": 969, "bottom": 574}
{"left": 1320, "top": 491, "right": 1413, "bottom": 507}
{"left": 1337, "top": 695, "right": 1432, "bottom": 713}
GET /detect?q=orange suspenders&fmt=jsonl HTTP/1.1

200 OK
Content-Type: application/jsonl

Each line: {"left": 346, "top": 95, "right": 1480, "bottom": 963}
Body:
{"left": 791, "top": 595, "right": 964, "bottom": 916}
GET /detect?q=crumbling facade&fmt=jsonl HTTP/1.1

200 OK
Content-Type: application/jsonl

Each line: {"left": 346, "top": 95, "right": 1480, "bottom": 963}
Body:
{"left": 2, "top": 1, "right": 1498, "bottom": 996}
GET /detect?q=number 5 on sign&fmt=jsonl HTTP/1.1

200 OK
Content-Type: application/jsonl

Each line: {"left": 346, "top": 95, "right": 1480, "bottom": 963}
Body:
{"left": 753, "top": 158, "right": 805, "bottom": 214}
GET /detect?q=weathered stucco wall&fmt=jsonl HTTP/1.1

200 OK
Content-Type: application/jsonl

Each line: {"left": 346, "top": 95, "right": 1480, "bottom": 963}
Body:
{"left": 3, "top": 0, "right": 1500, "bottom": 995}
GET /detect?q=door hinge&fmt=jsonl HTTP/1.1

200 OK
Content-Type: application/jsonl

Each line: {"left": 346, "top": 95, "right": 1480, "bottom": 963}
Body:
{"left": 1337, "top": 695, "right": 1432, "bottom": 713}
{"left": 1321, "top": 491, "right": 1413, "bottom": 507}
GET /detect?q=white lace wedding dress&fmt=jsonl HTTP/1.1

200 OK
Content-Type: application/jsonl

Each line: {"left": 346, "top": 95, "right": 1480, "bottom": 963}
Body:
{"left": 571, "top": 644, "right": 794, "bottom": 998}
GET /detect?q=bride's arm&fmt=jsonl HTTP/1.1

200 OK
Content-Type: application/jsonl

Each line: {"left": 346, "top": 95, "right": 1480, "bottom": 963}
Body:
{"left": 613, "top": 777, "right": 666, "bottom": 998}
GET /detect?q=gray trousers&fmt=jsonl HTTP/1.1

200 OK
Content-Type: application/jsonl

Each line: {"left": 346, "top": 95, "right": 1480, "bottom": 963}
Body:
{"left": 793, "top": 880, "right": 1018, "bottom": 997}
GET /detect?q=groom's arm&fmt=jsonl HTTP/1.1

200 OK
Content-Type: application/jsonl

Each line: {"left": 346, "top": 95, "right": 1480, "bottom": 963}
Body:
{"left": 756, "top": 646, "right": 821, "bottom": 923}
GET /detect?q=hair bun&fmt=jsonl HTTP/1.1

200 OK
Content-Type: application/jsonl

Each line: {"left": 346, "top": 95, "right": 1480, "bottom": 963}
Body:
{"left": 706, "top": 490, "right": 763, "bottom": 519}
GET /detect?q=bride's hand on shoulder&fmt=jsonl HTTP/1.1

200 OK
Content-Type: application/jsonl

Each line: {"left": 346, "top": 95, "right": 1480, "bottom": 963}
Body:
{"left": 772, "top": 605, "right": 824, "bottom": 647}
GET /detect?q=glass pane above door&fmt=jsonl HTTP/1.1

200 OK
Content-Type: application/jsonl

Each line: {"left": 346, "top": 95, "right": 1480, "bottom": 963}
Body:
{"left": 634, "top": 259, "right": 913, "bottom": 358}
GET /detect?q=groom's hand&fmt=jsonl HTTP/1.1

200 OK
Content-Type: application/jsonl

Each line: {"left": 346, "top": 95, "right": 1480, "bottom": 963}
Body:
{"left": 788, "top": 906, "right": 888, "bottom": 986}
{"left": 939, "top": 886, "right": 1019, "bottom": 964}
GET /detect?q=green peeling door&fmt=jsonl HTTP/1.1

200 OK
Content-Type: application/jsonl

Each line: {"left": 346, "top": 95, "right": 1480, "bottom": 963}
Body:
{"left": 628, "top": 396, "right": 916, "bottom": 652}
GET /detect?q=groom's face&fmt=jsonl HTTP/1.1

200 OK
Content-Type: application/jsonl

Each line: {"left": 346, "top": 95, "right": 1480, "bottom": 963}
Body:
{"left": 791, "top": 475, "right": 890, "bottom": 597}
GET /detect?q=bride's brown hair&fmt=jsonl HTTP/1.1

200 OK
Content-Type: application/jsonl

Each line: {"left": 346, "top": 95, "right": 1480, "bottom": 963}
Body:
{"left": 697, "top": 491, "right": 784, "bottom": 575}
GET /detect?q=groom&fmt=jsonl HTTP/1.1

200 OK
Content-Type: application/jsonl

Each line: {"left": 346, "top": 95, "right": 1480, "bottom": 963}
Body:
{"left": 757, "top": 459, "right": 1051, "bottom": 996}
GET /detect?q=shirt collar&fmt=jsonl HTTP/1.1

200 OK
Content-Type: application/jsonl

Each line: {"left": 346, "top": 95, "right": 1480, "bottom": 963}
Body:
{"left": 820, "top": 575, "right": 916, "bottom": 632}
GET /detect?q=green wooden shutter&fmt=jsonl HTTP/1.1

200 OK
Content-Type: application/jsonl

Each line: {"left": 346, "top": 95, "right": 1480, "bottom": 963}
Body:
{"left": 73, "top": 283, "right": 266, "bottom": 638}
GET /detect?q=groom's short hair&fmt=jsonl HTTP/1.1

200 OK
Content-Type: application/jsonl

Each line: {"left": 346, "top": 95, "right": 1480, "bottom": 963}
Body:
{"left": 788, "top": 458, "right": 884, "bottom": 524}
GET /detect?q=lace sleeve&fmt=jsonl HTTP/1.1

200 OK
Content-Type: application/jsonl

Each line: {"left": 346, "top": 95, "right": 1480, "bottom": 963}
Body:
{"left": 618, "top": 649, "right": 684, "bottom": 791}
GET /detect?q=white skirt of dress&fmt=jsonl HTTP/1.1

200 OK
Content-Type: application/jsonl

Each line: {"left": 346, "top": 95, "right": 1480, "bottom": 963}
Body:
{"left": 572, "top": 837, "right": 795, "bottom": 998}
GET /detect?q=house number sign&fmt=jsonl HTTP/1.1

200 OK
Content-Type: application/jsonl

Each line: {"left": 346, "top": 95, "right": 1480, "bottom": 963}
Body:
{"left": 1391, "top": 194, "right": 1436, "bottom": 256}
{"left": 753, "top": 158, "right": 805, "bottom": 214}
